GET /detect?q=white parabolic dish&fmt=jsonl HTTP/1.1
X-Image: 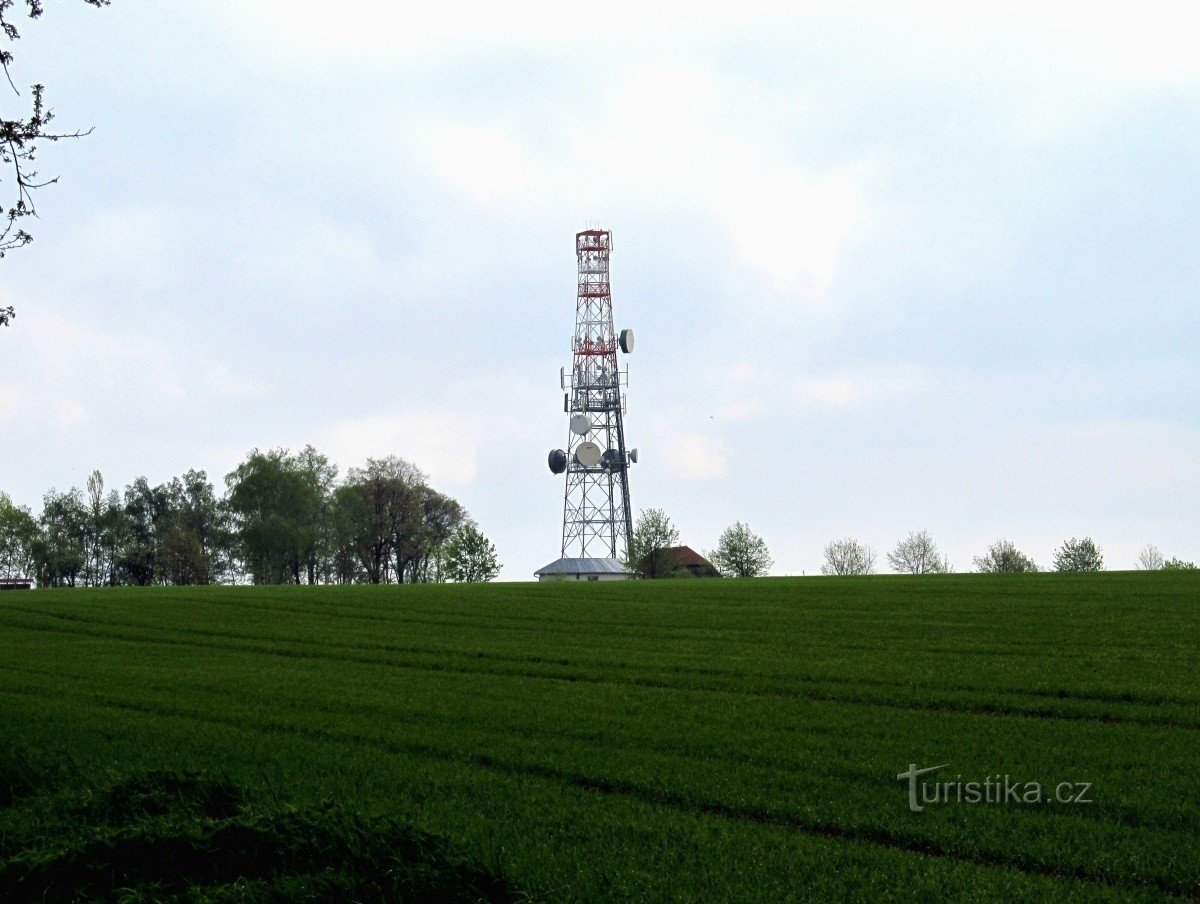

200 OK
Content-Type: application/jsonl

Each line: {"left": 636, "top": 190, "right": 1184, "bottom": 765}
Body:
{"left": 575, "top": 442, "right": 602, "bottom": 467}
{"left": 570, "top": 414, "right": 591, "bottom": 435}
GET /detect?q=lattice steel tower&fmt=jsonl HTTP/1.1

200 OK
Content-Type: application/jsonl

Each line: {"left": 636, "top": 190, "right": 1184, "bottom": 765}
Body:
{"left": 545, "top": 228, "right": 637, "bottom": 562}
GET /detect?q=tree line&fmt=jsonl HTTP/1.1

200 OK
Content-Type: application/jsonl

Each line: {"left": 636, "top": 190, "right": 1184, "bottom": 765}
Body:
{"left": 625, "top": 510, "right": 1195, "bottom": 579}
{"left": 820, "top": 532, "right": 1197, "bottom": 575}
{"left": 0, "top": 447, "right": 500, "bottom": 587}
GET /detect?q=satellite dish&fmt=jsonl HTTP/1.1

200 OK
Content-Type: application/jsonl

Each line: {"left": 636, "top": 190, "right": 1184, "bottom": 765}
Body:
{"left": 548, "top": 449, "right": 567, "bottom": 474}
{"left": 569, "top": 414, "right": 591, "bottom": 435}
{"left": 629, "top": 448, "right": 639, "bottom": 464}
{"left": 618, "top": 328, "right": 635, "bottom": 353}
{"left": 601, "top": 449, "right": 622, "bottom": 471}
{"left": 574, "top": 442, "right": 602, "bottom": 467}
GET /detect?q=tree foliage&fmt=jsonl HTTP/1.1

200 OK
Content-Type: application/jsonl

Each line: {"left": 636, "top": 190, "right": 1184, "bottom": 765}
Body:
{"left": 1163, "top": 557, "right": 1197, "bottom": 571}
{"left": 821, "top": 538, "right": 876, "bottom": 576}
{"left": 709, "top": 521, "right": 772, "bottom": 578}
{"left": 887, "top": 530, "right": 949, "bottom": 575}
{"left": 3, "top": 445, "right": 475, "bottom": 588}
{"left": 327, "top": 456, "right": 464, "bottom": 585}
{"left": 625, "top": 508, "right": 679, "bottom": 578}
{"left": 973, "top": 539, "right": 1037, "bottom": 574}
{"left": 1053, "top": 537, "right": 1103, "bottom": 572}
{"left": 33, "top": 485, "right": 86, "bottom": 585}
{"left": 225, "top": 449, "right": 326, "bottom": 585}
{"left": 0, "top": 489, "right": 37, "bottom": 578}
{"left": 444, "top": 523, "right": 500, "bottom": 583}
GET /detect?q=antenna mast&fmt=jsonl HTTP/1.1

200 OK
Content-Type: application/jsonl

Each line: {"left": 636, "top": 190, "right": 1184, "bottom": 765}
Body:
{"left": 547, "top": 228, "right": 637, "bottom": 561}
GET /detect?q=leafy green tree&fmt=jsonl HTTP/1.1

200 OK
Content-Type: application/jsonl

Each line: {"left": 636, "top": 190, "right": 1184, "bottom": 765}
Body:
{"left": 626, "top": 508, "right": 680, "bottom": 578}
{"left": 0, "top": 490, "right": 37, "bottom": 579}
{"left": 973, "top": 539, "right": 1038, "bottom": 574}
{"left": 402, "top": 488, "right": 465, "bottom": 583}
{"left": 155, "top": 469, "right": 229, "bottom": 585}
{"left": 1053, "top": 537, "right": 1103, "bottom": 572}
{"left": 294, "top": 446, "right": 338, "bottom": 584}
{"left": 444, "top": 523, "right": 500, "bottom": 583}
{"left": 1163, "top": 557, "right": 1197, "bottom": 571}
{"left": 888, "top": 530, "right": 949, "bottom": 575}
{"left": 33, "top": 487, "right": 87, "bottom": 586}
{"left": 158, "top": 521, "right": 208, "bottom": 585}
{"left": 118, "top": 476, "right": 167, "bottom": 585}
{"left": 329, "top": 480, "right": 375, "bottom": 584}
{"left": 82, "top": 470, "right": 134, "bottom": 586}
{"left": 332, "top": 457, "right": 425, "bottom": 585}
{"left": 225, "top": 449, "right": 325, "bottom": 585}
{"left": 83, "top": 470, "right": 108, "bottom": 585}
{"left": 821, "top": 538, "right": 876, "bottom": 575}
{"left": 709, "top": 521, "right": 772, "bottom": 578}
{"left": 331, "top": 481, "right": 386, "bottom": 584}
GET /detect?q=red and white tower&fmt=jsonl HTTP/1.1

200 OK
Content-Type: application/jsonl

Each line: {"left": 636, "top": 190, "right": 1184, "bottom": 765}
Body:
{"left": 539, "top": 229, "right": 637, "bottom": 578}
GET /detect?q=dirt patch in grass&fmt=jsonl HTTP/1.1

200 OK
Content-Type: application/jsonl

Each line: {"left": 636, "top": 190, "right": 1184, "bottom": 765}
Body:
{"left": 0, "top": 749, "right": 520, "bottom": 903}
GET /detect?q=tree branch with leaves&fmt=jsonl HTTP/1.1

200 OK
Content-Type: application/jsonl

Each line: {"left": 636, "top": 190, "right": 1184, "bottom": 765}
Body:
{"left": 0, "top": 0, "right": 108, "bottom": 327}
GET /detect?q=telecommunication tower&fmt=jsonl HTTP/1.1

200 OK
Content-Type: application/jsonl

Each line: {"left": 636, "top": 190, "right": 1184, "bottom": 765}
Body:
{"left": 543, "top": 229, "right": 637, "bottom": 572}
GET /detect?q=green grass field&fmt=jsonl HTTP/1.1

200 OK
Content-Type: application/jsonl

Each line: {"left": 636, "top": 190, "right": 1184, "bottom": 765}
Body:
{"left": 2, "top": 572, "right": 1198, "bottom": 901}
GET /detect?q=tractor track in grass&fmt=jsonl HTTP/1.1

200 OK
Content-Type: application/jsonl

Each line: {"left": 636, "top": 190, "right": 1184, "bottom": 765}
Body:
{"left": 6, "top": 619, "right": 1192, "bottom": 720}
{"left": 3, "top": 658, "right": 1196, "bottom": 838}
{"left": 1, "top": 682, "right": 1196, "bottom": 901}
{"left": 5, "top": 605, "right": 1199, "bottom": 712}
{"left": 11, "top": 596, "right": 1179, "bottom": 665}
{"left": 2, "top": 610, "right": 1198, "bottom": 731}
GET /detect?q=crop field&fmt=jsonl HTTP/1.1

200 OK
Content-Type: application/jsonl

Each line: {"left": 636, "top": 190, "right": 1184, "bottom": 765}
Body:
{"left": 1, "top": 572, "right": 1198, "bottom": 901}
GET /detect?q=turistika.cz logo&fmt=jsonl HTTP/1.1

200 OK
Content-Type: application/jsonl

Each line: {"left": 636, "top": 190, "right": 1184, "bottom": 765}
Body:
{"left": 897, "top": 764, "right": 1093, "bottom": 813}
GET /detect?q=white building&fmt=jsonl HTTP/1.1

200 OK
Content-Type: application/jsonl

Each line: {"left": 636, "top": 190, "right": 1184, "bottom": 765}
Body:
{"left": 534, "top": 557, "right": 633, "bottom": 582}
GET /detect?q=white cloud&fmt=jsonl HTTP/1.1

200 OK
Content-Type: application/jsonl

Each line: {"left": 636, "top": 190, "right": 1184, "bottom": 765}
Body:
{"left": 66, "top": 204, "right": 185, "bottom": 292}
{"left": 716, "top": 160, "right": 867, "bottom": 298}
{"left": 316, "top": 411, "right": 490, "bottom": 487}
{"left": 715, "top": 398, "right": 761, "bottom": 421}
{"left": 0, "top": 383, "right": 88, "bottom": 433}
{"left": 202, "top": 364, "right": 271, "bottom": 400}
{"left": 407, "top": 62, "right": 872, "bottom": 304}
{"left": 671, "top": 431, "right": 729, "bottom": 482}
{"left": 0, "top": 308, "right": 181, "bottom": 432}
{"left": 794, "top": 369, "right": 928, "bottom": 408}
{"left": 417, "top": 123, "right": 559, "bottom": 207}
{"left": 204, "top": 1, "right": 819, "bottom": 65}
{"left": 204, "top": 2, "right": 1200, "bottom": 86}
{"left": 796, "top": 377, "right": 862, "bottom": 408}
{"left": 0, "top": 305, "right": 279, "bottom": 442}
{"left": 719, "top": 362, "right": 767, "bottom": 388}
{"left": 901, "top": 2, "right": 1200, "bottom": 86}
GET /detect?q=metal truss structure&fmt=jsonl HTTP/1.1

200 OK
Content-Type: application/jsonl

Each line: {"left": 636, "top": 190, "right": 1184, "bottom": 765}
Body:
{"left": 556, "top": 229, "right": 634, "bottom": 559}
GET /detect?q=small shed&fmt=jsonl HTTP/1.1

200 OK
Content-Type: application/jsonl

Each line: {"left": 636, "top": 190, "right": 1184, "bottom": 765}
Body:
{"left": 534, "top": 557, "right": 633, "bottom": 582}
{"left": 0, "top": 578, "right": 33, "bottom": 591}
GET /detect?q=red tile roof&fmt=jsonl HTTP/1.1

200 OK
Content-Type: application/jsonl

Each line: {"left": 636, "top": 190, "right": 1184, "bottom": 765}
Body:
{"left": 664, "top": 546, "right": 711, "bottom": 567}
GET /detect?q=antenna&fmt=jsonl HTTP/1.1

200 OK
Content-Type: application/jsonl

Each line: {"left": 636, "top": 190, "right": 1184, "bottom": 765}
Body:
{"left": 545, "top": 227, "right": 637, "bottom": 560}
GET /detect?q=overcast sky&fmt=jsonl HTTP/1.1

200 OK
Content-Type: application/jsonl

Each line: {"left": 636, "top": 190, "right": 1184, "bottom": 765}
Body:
{"left": 2, "top": 1, "right": 1198, "bottom": 578}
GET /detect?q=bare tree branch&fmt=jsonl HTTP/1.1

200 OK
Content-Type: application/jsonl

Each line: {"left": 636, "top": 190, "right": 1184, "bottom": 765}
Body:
{"left": 0, "top": 0, "right": 109, "bottom": 325}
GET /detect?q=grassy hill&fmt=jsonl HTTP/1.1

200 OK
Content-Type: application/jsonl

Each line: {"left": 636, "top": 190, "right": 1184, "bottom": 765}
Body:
{"left": 1, "top": 573, "right": 1198, "bottom": 901}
